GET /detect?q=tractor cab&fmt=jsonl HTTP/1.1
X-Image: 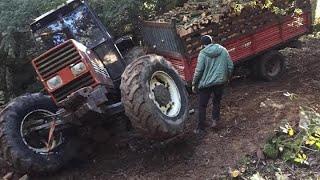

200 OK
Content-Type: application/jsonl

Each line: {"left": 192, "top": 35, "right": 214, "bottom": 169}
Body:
{"left": 30, "top": 0, "right": 126, "bottom": 87}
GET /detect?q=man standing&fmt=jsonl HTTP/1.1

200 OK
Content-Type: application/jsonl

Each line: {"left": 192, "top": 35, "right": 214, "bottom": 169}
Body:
{"left": 192, "top": 35, "right": 234, "bottom": 133}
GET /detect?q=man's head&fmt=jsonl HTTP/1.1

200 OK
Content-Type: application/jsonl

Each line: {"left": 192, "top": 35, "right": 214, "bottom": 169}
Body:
{"left": 200, "top": 35, "right": 213, "bottom": 46}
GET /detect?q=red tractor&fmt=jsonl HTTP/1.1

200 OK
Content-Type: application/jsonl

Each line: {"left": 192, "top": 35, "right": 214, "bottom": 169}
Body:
{"left": 0, "top": 0, "right": 311, "bottom": 174}
{"left": 0, "top": 0, "right": 189, "bottom": 174}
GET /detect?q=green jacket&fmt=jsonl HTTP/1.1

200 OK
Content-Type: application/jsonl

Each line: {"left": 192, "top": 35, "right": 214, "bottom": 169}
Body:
{"left": 192, "top": 44, "right": 234, "bottom": 89}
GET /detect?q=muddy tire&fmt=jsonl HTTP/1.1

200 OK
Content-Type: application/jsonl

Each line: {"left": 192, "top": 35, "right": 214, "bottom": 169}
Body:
{"left": 255, "top": 51, "right": 285, "bottom": 81}
{"left": 0, "top": 93, "right": 78, "bottom": 174}
{"left": 120, "top": 55, "right": 189, "bottom": 140}
{"left": 124, "top": 46, "right": 146, "bottom": 65}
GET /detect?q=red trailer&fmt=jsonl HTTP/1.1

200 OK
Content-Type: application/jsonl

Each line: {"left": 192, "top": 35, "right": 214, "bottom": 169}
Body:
{"left": 142, "top": 12, "right": 312, "bottom": 83}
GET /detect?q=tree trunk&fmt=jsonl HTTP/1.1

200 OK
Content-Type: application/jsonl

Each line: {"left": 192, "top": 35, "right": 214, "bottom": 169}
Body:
{"left": 316, "top": 0, "right": 320, "bottom": 21}
{"left": 311, "top": 0, "right": 317, "bottom": 23}
{"left": 5, "top": 67, "right": 14, "bottom": 101}
{"left": 0, "top": 64, "right": 4, "bottom": 105}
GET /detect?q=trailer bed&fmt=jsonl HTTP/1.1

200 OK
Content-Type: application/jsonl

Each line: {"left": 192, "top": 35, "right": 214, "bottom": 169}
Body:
{"left": 142, "top": 12, "right": 311, "bottom": 84}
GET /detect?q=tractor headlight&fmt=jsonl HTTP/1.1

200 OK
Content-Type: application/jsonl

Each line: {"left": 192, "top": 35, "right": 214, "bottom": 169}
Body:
{"left": 71, "top": 62, "right": 87, "bottom": 77}
{"left": 47, "top": 75, "right": 63, "bottom": 90}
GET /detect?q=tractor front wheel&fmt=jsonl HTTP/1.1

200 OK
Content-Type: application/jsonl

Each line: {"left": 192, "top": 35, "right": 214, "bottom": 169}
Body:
{"left": 0, "top": 93, "right": 78, "bottom": 174}
{"left": 120, "top": 55, "right": 189, "bottom": 140}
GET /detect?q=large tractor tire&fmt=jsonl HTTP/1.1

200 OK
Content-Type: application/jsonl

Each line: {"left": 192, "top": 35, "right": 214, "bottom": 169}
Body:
{"left": 254, "top": 51, "right": 285, "bottom": 81}
{"left": 120, "top": 55, "right": 189, "bottom": 140}
{"left": 0, "top": 93, "right": 78, "bottom": 174}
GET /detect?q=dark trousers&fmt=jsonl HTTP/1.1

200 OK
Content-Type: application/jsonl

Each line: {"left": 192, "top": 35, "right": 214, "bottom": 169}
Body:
{"left": 198, "top": 84, "right": 224, "bottom": 129}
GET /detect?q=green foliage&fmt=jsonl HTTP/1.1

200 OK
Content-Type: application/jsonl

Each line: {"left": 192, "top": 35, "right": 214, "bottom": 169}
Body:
{"left": 0, "top": 0, "right": 65, "bottom": 33}
{"left": 89, "top": 0, "right": 143, "bottom": 37}
{"left": 263, "top": 143, "right": 279, "bottom": 159}
{"left": 89, "top": 0, "right": 186, "bottom": 37}
{"left": 263, "top": 108, "right": 320, "bottom": 166}
{"left": 231, "top": 0, "right": 303, "bottom": 16}
{"left": 0, "top": 0, "right": 66, "bottom": 100}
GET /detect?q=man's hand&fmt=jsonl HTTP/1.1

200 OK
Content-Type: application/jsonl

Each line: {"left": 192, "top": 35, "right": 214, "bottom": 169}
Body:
{"left": 192, "top": 85, "right": 197, "bottom": 94}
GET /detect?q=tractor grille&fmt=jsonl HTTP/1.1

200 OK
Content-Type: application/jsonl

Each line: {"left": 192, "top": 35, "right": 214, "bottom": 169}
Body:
{"left": 33, "top": 40, "right": 96, "bottom": 102}
{"left": 52, "top": 73, "right": 95, "bottom": 102}
{"left": 33, "top": 41, "right": 82, "bottom": 79}
{"left": 91, "top": 58, "right": 109, "bottom": 78}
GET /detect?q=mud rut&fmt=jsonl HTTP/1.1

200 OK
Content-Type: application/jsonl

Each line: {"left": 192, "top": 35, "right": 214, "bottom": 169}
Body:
{"left": 1, "top": 36, "right": 320, "bottom": 179}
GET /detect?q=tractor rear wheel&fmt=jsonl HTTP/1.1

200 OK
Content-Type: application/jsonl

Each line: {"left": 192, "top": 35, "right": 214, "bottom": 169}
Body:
{"left": 120, "top": 55, "right": 189, "bottom": 140}
{"left": 0, "top": 93, "right": 78, "bottom": 174}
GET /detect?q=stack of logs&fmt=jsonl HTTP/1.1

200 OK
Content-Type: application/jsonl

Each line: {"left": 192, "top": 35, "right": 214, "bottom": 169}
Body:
{"left": 147, "top": 0, "right": 311, "bottom": 53}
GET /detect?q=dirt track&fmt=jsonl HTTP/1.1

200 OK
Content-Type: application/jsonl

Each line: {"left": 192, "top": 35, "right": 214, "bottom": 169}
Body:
{"left": 1, "top": 35, "right": 320, "bottom": 179}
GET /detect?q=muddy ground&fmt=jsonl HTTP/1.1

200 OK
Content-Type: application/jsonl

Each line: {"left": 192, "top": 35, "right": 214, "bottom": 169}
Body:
{"left": 1, "top": 34, "right": 320, "bottom": 179}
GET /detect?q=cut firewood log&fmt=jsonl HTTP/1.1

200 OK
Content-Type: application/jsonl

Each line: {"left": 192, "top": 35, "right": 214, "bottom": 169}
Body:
{"left": 146, "top": 0, "right": 310, "bottom": 54}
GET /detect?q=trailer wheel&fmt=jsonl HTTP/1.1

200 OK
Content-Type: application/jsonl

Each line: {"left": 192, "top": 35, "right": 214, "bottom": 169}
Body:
{"left": 256, "top": 51, "right": 285, "bottom": 81}
{"left": 287, "top": 40, "right": 302, "bottom": 49}
{"left": 0, "top": 93, "right": 78, "bottom": 174}
{"left": 120, "top": 55, "right": 189, "bottom": 140}
{"left": 124, "top": 46, "right": 146, "bottom": 65}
